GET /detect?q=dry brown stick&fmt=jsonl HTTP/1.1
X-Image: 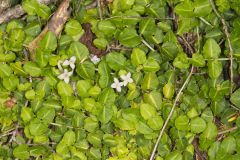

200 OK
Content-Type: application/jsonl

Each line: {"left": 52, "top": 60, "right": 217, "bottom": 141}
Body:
{"left": 0, "top": 0, "right": 58, "bottom": 24}
{"left": 218, "top": 126, "right": 238, "bottom": 135}
{"left": 209, "top": 0, "right": 234, "bottom": 94}
{"left": 27, "top": 0, "right": 71, "bottom": 60}
{"left": 150, "top": 66, "right": 195, "bottom": 160}
{"left": 0, "top": 0, "right": 12, "bottom": 13}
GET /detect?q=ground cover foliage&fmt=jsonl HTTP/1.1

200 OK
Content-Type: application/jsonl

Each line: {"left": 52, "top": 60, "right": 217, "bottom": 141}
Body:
{"left": 0, "top": 0, "right": 240, "bottom": 159}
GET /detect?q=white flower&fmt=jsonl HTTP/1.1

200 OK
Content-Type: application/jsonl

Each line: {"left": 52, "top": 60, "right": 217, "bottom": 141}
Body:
{"left": 63, "top": 56, "right": 76, "bottom": 69}
{"left": 90, "top": 55, "right": 100, "bottom": 64}
{"left": 57, "top": 60, "right": 63, "bottom": 71}
{"left": 120, "top": 72, "right": 133, "bottom": 86}
{"left": 58, "top": 69, "right": 73, "bottom": 84}
{"left": 111, "top": 78, "right": 124, "bottom": 92}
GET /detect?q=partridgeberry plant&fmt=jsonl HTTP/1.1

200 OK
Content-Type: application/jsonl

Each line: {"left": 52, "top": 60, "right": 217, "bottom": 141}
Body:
{"left": 0, "top": 0, "right": 240, "bottom": 160}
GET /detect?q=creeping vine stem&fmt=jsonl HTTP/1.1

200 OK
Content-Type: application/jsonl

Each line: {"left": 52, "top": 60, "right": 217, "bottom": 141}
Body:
{"left": 150, "top": 66, "right": 194, "bottom": 160}
{"left": 209, "top": 0, "right": 234, "bottom": 94}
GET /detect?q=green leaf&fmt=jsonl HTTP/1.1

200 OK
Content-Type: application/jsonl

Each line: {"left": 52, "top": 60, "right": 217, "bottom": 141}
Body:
{"left": 65, "top": 19, "right": 83, "bottom": 36}
{"left": 39, "top": 31, "right": 57, "bottom": 52}
{"left": 106, "top": 52, "right": 126, "bottom": 71}
{"left": 173, "top": 53, "right": 190, "bottom": 69}
{"left": 191, "top": 53, "right": 205, "bottom": 67}
{"left": 23, "top": 62, "right": 41, "bottom": 77}
{"left": 57, "top": 81, "right": 73, "bottom": 97}
{"left": 98, "top": 61, "right": 111, "bottom": 88}
{"left": 10, "top": 62, "right": 27, "bottom": 76}
{"left": 93, "top": 38, "right": 108, "bottom": 49}
{"left": 35, "top": 3, "right": 51, "bottom": 19}
{"left": 140, "top": 103, "right": 157, "bottom": 120}
{"left": 114, "top": 118, "right": 135, "bottom": 130}
{"left": 0, "top": 63, "right": 12, "bottom": 78}
{"left": 24, "top": 22, "right": 41, "bottom": 37}
{"left": 161, "top": 42, "right": 179, "bottom": 60}
{"left": 29, "top": 146, "right": 47, "bottom": 157}
{"left": 147, "top": 115, "right": 163, "bottom": 130}
{"left": 175, "top": 115, "right": 189, "bottom": 131}
{"left": 36, "top": 50, "right": 49, "bottom": 68}
{"left": 22, "top": 0, "right": 39, "bottom": 15}
{"left": 21, "top": 107, "right": 34, "bottom": 123}
{"left": 13, "top": 145, "right": 30, "bottom": 160}
{"left": 220, "top": 136, "right": 236, "bottom": 154}
{"left": 141, "top": 73, "right": 159, "bottom": 90}
{"left": 136, "top": 121, "right": 153, "bottom": 135}
{"left": 62, "top": 130, "right": 76, "bottom": 146}
{"left": 87, "top": 132, "right": 102, "bottom": 148}
{"left": 98, "top": 105, "right": 113, "bottom": 124}
{"left": 190, "top": 117, "right": 206, "bottom": 133}
{"left": 143, "top": 59, "right": 160, "bottom": 72}
{"left": 208, "top": 60, "right": 222, "bottom": 79}
{"left": 203, "top": 39, "right": 221, "bottom": 59}
{"left": 163, "top": 82, "right": 175, "bottom": 99}
{"left": 76, "top": 80, "right": 92, "bottom": 97}
{"left": 139, "top": 18, "right": 156, "bottom": 36}
{"left": 76, "top": 61, "right": 95, "bottom": 80}
{"left": 175, "top": 1, "right": 194, "bottom": 17}
{"left": 131, "top": 48, "right": 146, "bottom": 66}
{"left": 165, "top": 151, "right": 183, "bottom": 160}
{"left": 68, "top": 42, "right": 89, "bottom": 62}
{"left": 118, "top": 27, "right": 141, "bottom": 47}
{"left": 193, "top": 0, "right": 212, "bottom": 17}
{"left": 98, "top": 20, "right": 116, "bottom": 35}
{"left": 98, "top": 88, "right": 116, "bottom": 105}
{"left": 84, "top": 117, "right": 99, "bottom": 133}
{"left": 201, "top": 122, "right": 217, "bottom": 140}
{"left": 29, "top": 118, "right": 48, "bottom": 136}
{"left": 143, "top": 91, "right": 162, "bottom": 110}
{"left": 37, "top": 107, "right": 55, "bottom": 123}
{"left": 230, "top": 88, "right": 240, "bottom": 108}
{"left": 3, "top": 75, "right": 19, "bottom": 91}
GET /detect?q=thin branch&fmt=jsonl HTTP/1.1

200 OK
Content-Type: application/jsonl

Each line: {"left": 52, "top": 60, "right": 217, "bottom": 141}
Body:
{"left": 0, "top": 0, "right": 58, "bottom": 24}
{"left": 149, "top": 66, "right": 194, "bottom": 160}
{"left": 86, "top": 1, "right": 97, "bottom": 10}
{"left": 218, "top": 126, "right": 238, "bottom": 135}
{"left": 97, "top": 0, "right": 103, "bottom": 20}
{"left": 27, "top": 0, "right": 71, "bottom": 59}
{"left": 209, "top": 0, "right": 234, "bottom": 94}
{"left": 141, "top": 38, "right": 155, "bottom": 52}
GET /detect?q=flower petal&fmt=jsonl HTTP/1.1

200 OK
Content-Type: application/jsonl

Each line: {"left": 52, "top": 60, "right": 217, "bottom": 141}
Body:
{"left": 114, "top": 78, "right": 119, "bottom": 83}
{"left": 70, "top": 63, "right": 75, "bottom": 69}
{"left": 119, "top": 82, "right": 124, "bottom": 86}
{"left": 123, "top": 81, "right": 128, "bottom": 86}
{"left": 64, "top": 77, "right": 70, "bottom": 84}
{"left": 128, "top": 78, "right": 133, "bottom": 83}
{"left": 120, "top": 75, "right": 126, "bottom": 80}
{"left": 58, "top": 73, "right": 65, "bottom": 80}
{"left": 63, "top": 60, "right": 70, "bottom": 66}
{"left": 57, "top": 60, "right": 63, "bottom": 71}
{"left": 127, "top": 72, "right": 131, "bottom": 78}
{"left": 111, "top": 83, "right": 117, "bottom": 88}
{"left": 116, "top": 86, "right": 122, "bottom": 92}
{"left": 70, "top": 56, "right": 76, "bottom": 63}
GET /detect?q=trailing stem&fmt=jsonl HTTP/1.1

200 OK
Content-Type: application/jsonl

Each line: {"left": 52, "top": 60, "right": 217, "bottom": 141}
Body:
{"left": 149, "top": 66, "right": 194, "bottom": 160}
{"left": 209, "top": 0, "right": 234, "bottom": 94}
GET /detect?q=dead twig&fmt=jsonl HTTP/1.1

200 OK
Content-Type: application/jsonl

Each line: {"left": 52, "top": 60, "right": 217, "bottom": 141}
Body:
{"left": 192, "top": 137, "right": 207, "bottom": 160}
{"left": 0, "top": 0, "right": 12, "bottom": 13}
{"left": 27, "top": 0, "right": 71, "bottom": 60}
{"left": 209, "top": 0, "right": 234, "bottom": 94}
{"left": 80, "top": 23, "right": 105, "bottom": 57}
{"left": 149, "top": 66, "right": 194, "bottom": 160}
{"left": 218, "top": 126, "right": 238, "bottom": 135}
{"left": 0, "top": 0, "right": 58, "bottom": 24}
